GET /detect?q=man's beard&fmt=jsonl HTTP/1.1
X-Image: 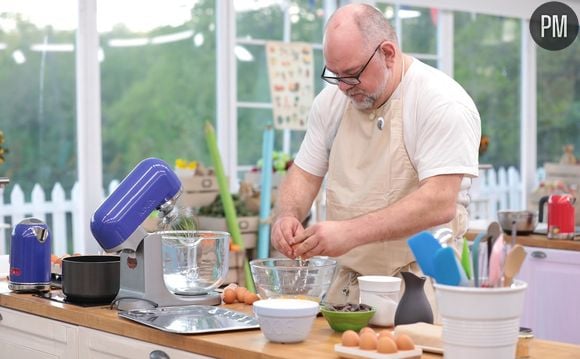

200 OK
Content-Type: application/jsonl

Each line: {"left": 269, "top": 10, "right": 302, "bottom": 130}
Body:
{"left": 346, "top": 69, "right": 390, "bottom": 111}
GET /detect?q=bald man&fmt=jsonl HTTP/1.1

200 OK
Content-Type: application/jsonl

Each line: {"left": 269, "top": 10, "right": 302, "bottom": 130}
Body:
{"left": 271, "top": 3, "right": 481, "bottom": 309}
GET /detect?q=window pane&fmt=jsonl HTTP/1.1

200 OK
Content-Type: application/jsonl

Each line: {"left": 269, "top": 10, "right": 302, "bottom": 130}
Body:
{"left": 237, "top": 45, "right": 270, "bottom": 103}
{"left": 454, "top": 13, "right": 521, "bottom": 168}
{"left": 99, "top": 0, "right": 216, "bottom": 183}
{"left": 537, "top": 42, "right": 580, "bottom": 167}
{"left": 289, "top": 0, "right": 325, "bottom": 43}
{"left": 236, "top": 3, "right": 284, "bottom": 41}
{"left": 0, "top": 1, "right": 77, "bottom": 197}
{"left": 400, "top": 6, "right": 437, "bottom": 54}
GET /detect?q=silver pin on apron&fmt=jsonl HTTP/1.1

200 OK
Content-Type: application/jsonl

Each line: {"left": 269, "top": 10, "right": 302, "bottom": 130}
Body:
{"left": 377, "top": 117, "right": 385, "bottom": 130}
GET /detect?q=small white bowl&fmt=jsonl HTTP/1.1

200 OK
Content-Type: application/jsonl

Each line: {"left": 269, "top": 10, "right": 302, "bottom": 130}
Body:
{"left": 253, "top": 298, "right": 319, "bottom": 343}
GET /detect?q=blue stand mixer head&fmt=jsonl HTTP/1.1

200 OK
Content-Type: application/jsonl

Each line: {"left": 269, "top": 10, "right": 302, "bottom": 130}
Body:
{"left": 90, "top": 157, "right": 182, "bottom": 253}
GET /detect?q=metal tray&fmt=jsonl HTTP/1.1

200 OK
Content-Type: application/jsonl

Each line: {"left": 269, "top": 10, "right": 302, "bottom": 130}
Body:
{"left": 118, "top": 305, "right": 260, "bottom": 334}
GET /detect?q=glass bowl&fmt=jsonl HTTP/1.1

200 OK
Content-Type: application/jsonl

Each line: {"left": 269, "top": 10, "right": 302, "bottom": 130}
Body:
{"left": 320, "top": 304, "right": 376, "bottom": 332}
{"left": 161, "top": 230, "right": 230, "bottom": 295}
{"left": 249, "top": 257, "right": 337, "bottom": 303}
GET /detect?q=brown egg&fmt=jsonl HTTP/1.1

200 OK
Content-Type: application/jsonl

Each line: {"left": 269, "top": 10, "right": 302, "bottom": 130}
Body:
{"left": 377, "top": 337, "right": 398, "bottom": 354}
{"left": 235, "top": 287, "right": 248, "bottom": 302}
{"left": 341, "top": 330, "right": 359, "bottom": 347}
{"left": 244, "top": 292, "right": 260, "bottom": 305}
{"left": 377, "top": 330, "right": 395, "bottom": 340}
{"left": 395, "top": 334, "right": 415, "bottom": 350}
{"left": 359, "top": 326, "right": 375, "bottom": 335}
{"left": 222, "top": 288, "right": 237, "bottom": 304}
{"left": 358, "top": 331, "right": 378, "bottom": 350}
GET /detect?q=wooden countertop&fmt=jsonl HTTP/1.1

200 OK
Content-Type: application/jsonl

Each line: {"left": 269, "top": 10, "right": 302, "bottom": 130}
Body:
{"left": 2, "top": 287, "right": 580, "bottom": 359}
{"left": 466, "top": 232, "right": 580, "bottom": 251}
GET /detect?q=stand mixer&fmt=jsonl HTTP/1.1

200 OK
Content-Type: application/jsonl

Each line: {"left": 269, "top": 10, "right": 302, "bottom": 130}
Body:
{"left": 91, "top": 158, "right": 229, "bottom": 310}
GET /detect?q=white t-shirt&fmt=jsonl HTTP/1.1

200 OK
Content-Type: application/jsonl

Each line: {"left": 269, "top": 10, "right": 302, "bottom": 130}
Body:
{"left": 294, "top": 58, "right": 481, "bottom": 206}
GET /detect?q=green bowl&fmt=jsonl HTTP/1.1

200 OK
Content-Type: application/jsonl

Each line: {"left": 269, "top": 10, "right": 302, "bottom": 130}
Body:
{"left": 319, "top": 306, "right": 376, "bottom": 332}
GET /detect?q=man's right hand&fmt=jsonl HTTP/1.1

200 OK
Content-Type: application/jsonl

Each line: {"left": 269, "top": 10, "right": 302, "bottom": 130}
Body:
{"left": 271, "top": 216, "right": 304, "bottom": 258}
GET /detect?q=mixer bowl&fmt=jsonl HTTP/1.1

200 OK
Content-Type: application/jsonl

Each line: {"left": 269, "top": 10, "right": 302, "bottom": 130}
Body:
{"left": 161, "top": 230, "right": 230, "bottom": 295}
{"left": 250, "top": 257, "right": 337, "bottom": 303}
{"left": 497, "top": 210, "right": 538, "bottom": 235}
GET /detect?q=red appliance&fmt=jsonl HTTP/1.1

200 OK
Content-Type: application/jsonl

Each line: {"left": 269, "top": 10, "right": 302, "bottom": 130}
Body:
{"left": 539, "top": 194, "right": 576, "bottom": 240}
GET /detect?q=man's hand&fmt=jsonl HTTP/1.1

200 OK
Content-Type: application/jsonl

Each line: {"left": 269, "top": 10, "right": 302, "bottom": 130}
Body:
{"left": 271, "top": 216, "right": 304, "bottom": 258}
{"left": 291, "top": 221, "right": 357, "bottom": 259}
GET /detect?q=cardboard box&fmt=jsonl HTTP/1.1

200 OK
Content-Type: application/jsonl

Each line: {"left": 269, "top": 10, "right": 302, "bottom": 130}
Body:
{"left": 197, "top": 216, "right": 259, "bottom": 249}
{"left": 176, "top": 175, "right": 220, "bottom": 209}
{"left": 243, "top": 171, "right": 285, "bottom": 190}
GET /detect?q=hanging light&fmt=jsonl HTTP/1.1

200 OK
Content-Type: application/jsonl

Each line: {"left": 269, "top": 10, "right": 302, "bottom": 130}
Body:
{"left": 234, "top": 45, "right": 254, "bottom": 62}
{"left": 12, "top": 49, "right": 26, "bottom": 64}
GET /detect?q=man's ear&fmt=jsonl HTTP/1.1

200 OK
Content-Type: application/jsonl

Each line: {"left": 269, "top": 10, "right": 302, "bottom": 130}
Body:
{"left": 379, "top": 42, "right": 397, "bottom": 68}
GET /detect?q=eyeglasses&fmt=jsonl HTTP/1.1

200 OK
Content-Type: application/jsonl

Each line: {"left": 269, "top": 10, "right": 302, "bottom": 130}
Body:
{"left": 320, "top": 43, "right": 382, "bottom": 86}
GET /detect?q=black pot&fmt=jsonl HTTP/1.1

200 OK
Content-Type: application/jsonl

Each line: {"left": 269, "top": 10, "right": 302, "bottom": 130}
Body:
{"left": 61, "top": 255, "right": 120, "bottom": 304}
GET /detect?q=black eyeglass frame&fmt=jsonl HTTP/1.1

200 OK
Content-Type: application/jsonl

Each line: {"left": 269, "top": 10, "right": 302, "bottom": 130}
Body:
{"left": 320, "top": 43, "right": 383, "bottom": 86}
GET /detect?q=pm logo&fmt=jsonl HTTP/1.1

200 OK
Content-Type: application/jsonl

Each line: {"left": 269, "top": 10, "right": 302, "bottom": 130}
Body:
{"left": 530, "top": 1, "right": 579, "bottom": 51}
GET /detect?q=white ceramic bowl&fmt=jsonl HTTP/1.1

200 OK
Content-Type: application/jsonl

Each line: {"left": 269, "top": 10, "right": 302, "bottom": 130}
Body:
{"left": 253, "top": 298, "right": 319, "bottom": 343}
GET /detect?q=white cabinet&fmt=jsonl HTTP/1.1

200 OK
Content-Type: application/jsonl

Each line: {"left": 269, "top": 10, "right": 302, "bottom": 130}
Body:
{"left": 0, "top": 307, "right": 78, "bottom": 359}
{"left": 518, "top": 246, "right": 580, "bottom": 344}
{"left": 78, "top": 327, "right": 212, "bottom": 359}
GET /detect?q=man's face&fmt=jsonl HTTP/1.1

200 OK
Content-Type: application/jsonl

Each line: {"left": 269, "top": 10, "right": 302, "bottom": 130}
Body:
{"left": 324, "top": 43, "right": 391, "bottom": 111}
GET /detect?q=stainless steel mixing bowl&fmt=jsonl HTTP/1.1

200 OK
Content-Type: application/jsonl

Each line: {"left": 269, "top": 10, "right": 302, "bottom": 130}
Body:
{"left": 250, "top": 257, "right": 337, "bottom": 303}
{"left": 497, "top": 210, "right": 538, "bottom": 235}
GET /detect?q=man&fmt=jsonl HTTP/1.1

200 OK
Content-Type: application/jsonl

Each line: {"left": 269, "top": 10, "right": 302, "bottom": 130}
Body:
{"left": 271, "top": 3, "right": 480, "bottom": 305}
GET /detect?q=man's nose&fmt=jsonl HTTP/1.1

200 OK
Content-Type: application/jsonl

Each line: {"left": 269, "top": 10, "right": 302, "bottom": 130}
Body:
{"left": 338, "top": 80, "right": 354, "bottom": 92}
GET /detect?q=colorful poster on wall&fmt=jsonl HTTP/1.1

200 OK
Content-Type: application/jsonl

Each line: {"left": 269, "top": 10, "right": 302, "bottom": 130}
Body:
{"left": 266, "top": 41, "right": 314, "bottom": 131}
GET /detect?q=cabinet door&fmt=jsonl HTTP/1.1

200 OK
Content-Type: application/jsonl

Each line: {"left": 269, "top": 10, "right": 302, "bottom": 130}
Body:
{"left": 518, "top": 247, "right": 580, "bottom": 344}
{"left": 78, "top": 327, "right": 212, "bottom": 359}
{"left": 0, "top": 307, "right": 78, "bottom": 359}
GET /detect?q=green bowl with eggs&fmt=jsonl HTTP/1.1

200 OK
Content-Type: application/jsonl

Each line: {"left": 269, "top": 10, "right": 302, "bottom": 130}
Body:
{"left": 320, "top": 303, "right": 376, "bottom": 332}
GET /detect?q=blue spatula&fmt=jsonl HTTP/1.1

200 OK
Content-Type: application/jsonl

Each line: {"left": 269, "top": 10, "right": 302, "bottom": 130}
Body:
{"left": 433, "top": 246, "right": 468, "bottom": 286}
{"left": 407, "top": 231, "right": 441, "bottom": 277}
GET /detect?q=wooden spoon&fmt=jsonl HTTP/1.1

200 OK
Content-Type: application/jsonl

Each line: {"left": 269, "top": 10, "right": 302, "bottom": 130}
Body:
{"left": 503, "top": 245, "right": 527, "bottom": 287}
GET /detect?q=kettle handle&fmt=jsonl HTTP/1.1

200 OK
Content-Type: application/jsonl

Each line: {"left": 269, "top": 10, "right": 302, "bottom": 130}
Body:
{"left": 538, "top": 196, "right": 549, "bottom": 223}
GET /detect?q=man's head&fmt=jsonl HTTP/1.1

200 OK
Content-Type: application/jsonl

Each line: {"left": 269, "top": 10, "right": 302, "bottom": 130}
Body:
{"left": 322, "top": 4, "right": 401, "bottom": 111}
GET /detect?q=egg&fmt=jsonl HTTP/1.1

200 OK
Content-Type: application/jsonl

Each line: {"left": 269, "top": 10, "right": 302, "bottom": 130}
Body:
{"left": 244, "top": 292, "right": 260, "bottom": 305}
{"left": 377, "top": 330, "right": 395, "bottom": 340}
{"left": 341, "top": 330, "right": 360, "bottom": 347}
{"left": 377, "top": 337, "right": 398, "bottom": 354}
{"left": 395, "top": 334, "right": 415, "bottom": 350}
{"left": 235, "top": 286, "right": 248, "bottom": 302}
{"left": 358, "top": 331, "right": 378, "bottom": 350}
{"left": 222, "top": 288, "right": 237, "bottom": 304}
{"left": 359, "top": 326, "right": 375, "bottom": 335}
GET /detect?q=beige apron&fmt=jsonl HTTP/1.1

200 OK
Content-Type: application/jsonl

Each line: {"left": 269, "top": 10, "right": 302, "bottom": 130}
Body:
{"left": 323, "top": 62, "right": 462, "bottom": 323}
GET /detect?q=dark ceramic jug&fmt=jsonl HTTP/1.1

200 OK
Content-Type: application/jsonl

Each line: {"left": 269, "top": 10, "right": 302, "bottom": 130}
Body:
{"left": 394, "top": 271, "right": 433, "bottom": 325}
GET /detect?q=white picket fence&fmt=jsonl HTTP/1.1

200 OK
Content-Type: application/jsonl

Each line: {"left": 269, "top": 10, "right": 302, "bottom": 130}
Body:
{"left": 0, "top": 166, "right": 544, "bottom": 256}
{"left": 0, "top": 180, "right": 120, "bottom": 256}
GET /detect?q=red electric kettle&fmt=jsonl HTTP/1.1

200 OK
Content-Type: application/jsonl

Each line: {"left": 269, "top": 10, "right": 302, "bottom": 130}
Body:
{"left": 539, "top": 194, "right": 576, "bottom": 240}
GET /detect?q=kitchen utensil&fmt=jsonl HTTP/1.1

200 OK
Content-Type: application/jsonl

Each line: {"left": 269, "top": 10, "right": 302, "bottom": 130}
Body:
{"left": 90, "top": 158, "right": 227, "bottom": 310}
{"left": 253, "top": 298, "right": 319, "bottom": 343}
{"left": 460, "top": 238, "right": 472, "bottom": 280}
{"left": 497, "top": 210, "right": 538, "bottom": 236}
{"left": 118, "top": 305, "right": 259, "bottom": 334}
{"left": 486, "top": 221, "right": 502, "bottom": 264}
{"left": 503, "top": 245, "right": 527, "bottom": 287}
{"left": 407, "top": 231, "right": 441, "bottom": 277}
{"left": 358, "top": 275, "right": 401, "bottom": 327}
{"left": 434, "top": 280, "right": 528, "bottom": 359}
{"left": 487, "top": 233, "right": 505, "bottom": 287}
{"left": 394, "top": 272, "right": 433, "bottom": 325}
{"left": 8, "top": 218, "right": 52, "bottom": 292}
{"left": 249, "top": 257, "right": 336, "bottom": 303}
{"left": 433, "top": 247, "right": 467, "bottom": 286}
{"left": 470, "top": 232, "right": 486, "bottom": 287}
{"left": 539, "top": 194, "right": 576, "bottom": 240}
{"left": 161, "top": 230, "right": 229, "bottom": 295}
{"left": 320, "top": 305, "right": 376, "bottom": 332}
{"left": 61, "top": 255, "right": 120, "bottom": 303}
